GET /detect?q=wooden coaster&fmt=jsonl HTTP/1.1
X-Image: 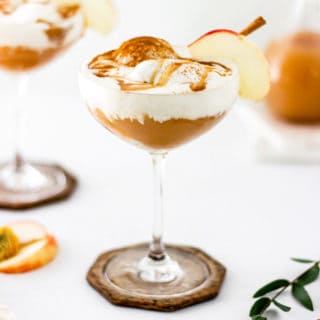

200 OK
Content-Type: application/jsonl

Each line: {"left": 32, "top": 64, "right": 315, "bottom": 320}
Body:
{"left": 87, "top": 243, "right": 226, "bottom": 312}
{"left": 0, "top": 164, "right": 77, "bottom": 210}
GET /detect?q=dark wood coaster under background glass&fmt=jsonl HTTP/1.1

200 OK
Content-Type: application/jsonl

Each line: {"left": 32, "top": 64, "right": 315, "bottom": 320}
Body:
{"left": 0, "top": 164, "right": 77, "bottom": 210}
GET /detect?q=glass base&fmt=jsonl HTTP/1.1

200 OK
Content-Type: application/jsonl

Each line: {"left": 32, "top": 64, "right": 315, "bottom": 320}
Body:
{"left": 105, "top": 245, "right": 210, "bottom": 296}
{"left": 87, "top": 244, "right": 226, "bottom": 311}
{"left": 137, "top": 254, "right": 183, "bottom": 283}
{"left": 0, "top": 162, "right": 75, "bottom": 209}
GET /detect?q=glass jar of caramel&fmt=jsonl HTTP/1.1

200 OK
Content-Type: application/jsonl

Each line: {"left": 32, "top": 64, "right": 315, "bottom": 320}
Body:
{"left": 265, "top": 0, "right": 320, "bottom": 123}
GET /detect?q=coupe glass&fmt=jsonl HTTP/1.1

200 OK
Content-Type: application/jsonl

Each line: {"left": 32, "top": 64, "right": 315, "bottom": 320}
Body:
{"left": 79, "top": 54, "right": 238, "bottom": 299}
{"left": 0, "top": 1, "right": 84, "bottom": 208}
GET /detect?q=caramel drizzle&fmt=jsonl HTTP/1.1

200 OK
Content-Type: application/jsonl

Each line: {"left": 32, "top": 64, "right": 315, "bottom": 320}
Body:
{"left": 57, "top": 4, "right": 80, "bottom": 19}
{"left": 190, "top": 68, "right": 208, "bottom": 92}
{"left": 37, "top": 19, "right": 69, "bottom": 44}
{"left": 36, "top": 4, "right": 81, "bottom": 44}
{"left": 88, "top": 37, "right": 232, "bottom": 92}
{"left": 90, "top": 55, "right": 232, "bottom": 92}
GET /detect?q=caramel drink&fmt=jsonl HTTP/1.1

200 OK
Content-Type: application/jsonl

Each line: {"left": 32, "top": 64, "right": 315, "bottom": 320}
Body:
{"left": 266, "top": 32, "right": 320, "bottom": 122}
{"left": 80, "top": 37, "right": 238, "bottom": 151}
{"left": 78, "top": 9, "right": 271, "bottom": 305}
{"left": 0, "top": 0, "right": 84, "bottom": 208}
{"left": 79, "top": 36, "right": 239, "bottom": 291}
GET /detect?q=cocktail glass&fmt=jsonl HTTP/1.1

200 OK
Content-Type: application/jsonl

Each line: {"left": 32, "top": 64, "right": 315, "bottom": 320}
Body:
{"left": 79, "top": 42, "right": 239, "bottom": 303}
{"left": 0, "top": 1, "right": 84, "bottom": 208}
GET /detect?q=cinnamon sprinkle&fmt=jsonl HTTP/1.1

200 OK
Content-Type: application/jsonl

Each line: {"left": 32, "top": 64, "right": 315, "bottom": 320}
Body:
{"left": 88, "top": 36, "right": 232, "bottom": 93}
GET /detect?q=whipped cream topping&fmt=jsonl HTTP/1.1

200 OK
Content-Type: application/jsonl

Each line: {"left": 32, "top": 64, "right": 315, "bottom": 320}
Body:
{"left": 0, "top": 305, "right": 15, "bottom": 320}
{"left": 79, "top": 37, "right": 239, "bottom": 123}
{"left": 0, "top": 0, "right": 84, "bottom": 50}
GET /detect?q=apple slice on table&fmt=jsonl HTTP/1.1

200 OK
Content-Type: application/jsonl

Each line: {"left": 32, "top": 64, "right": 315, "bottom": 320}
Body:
{"left": 8, "top": 221, "right": 48, "bottom": 246}
{"left": 0, "top": 236, "right": 58, "bottom": 274}
{"left": 0, "top": 227, "right": 20, "bottom": 262}
{"left": 0, "top": 221, "right": 58, "bottom": 273}
{"left": 53, "top": 0, "right": 116, "bottom": 33}
{"left": 188, "top": 29, "right": 270, "bottom": 101}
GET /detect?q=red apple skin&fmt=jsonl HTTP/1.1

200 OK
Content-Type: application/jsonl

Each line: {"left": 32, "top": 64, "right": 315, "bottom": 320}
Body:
{"left": 0, "top": 236, "right": 58, "bottom": 274}
{"left": 189, "top": 29, "right": 239, "bottom": 47}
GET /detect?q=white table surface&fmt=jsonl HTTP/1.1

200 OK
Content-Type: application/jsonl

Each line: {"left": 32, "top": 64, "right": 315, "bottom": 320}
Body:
{"left": 1, "top": 1, "right": 320, "bottom": 319}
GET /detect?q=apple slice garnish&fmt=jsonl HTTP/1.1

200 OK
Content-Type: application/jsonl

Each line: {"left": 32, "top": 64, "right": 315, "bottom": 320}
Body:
{"left": 53, "top": 0, "right": 115, "bottom": 33}
{"left": 188, "top": 23, "right": 270, "bottom": 101}
{"left": 8, "top": 221, "right": 48, "bottom": 246}
{"left": 0, "top": 236, "right": 58, "bottom": 274}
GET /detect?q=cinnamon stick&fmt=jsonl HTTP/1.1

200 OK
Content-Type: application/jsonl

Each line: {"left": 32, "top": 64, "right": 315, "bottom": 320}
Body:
{"left": 240, "top": 16, "right": 266, "bottom": 36}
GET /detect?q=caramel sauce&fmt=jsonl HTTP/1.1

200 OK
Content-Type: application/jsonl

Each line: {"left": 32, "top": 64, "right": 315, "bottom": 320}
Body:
{"left": 36, "top": 19, "right": 69, "bottom": 44}
{"left": 190, "top": 68, "right": 208, "bottom": 91}
{"left": 117, "top": 80, "right": 154, "bottom": 92}
{"left": 156, "top": 61, "right": 181, "bottom": 86}
{"left": 0, "top": 45, "right": 67, "bottom": 71}
{"left": 266, "top": 31, "right": 320, "bottom": 122}
{"left": 88, "top": 36, "right": 232, "bottom": 93}
{"left": 94, "top": 108, "right": 225, "bottom": 150}
{"left": 57, "top": 4, "right": 80, "bottom": 19}
{"left": 115, "top": 36, "right": 178, "bottom": 67}
{"left": 45, "top": 26, "right": 67, "bottom": 44}
{"left": 38, "top": 3, "right": 82, "bottom": 45}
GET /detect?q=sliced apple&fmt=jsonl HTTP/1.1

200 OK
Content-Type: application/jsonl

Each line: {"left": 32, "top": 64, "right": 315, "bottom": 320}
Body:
{"left": 188, "top": 30, "right": 270, "bottom": 101}
{"left": 8, "top": 221, "right": 48, "bottom": 246}
{"left": 0, "top": 227, "right": 20, "bottom": 262}
{"left": 82, "top": 0, "right": 115, "bottom": 34}
{"left": 0, "top": 236, "right": 58, "bottom": 274}
{"left": 53, "top": 0, "right": 115, "bottom": 33}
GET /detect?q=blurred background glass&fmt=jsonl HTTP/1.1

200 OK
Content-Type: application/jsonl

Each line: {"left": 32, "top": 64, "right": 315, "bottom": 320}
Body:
{"left": 265, "top": 0, "right": 320, "bottom": 123}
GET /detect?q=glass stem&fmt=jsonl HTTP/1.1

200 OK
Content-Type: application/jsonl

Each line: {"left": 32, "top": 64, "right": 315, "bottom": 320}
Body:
{"left": 13, "top": 74, "right": 28, "bottom": 171}
{"left": 148, "top": 152, "right": 167, "bottom": 261}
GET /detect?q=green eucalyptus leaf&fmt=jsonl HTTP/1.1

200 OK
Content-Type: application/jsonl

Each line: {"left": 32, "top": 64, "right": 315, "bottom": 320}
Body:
{"left": 250, "top": 297, "right": 271, "bottom": 317}
{"left": 273, "top": 300, "right": 291, "bottom": 312}
{"left": 297, "top": 264, "right": 319, "bottom": 286}
{"left": 291, "top": 258, "right": 315, "bottom": 264}
{"left": 252, "top": 316, "right": 267, "bottom": 320}
{"left": 253, "top": 279, "right": 289, "bottom": 298}
{"left": 291, "top": 283, "right": 314, "bottom": 311}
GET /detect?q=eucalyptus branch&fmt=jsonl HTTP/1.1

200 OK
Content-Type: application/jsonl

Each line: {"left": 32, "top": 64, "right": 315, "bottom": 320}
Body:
{"left": 249, "top": 258, "right": 320, "bottom": 320}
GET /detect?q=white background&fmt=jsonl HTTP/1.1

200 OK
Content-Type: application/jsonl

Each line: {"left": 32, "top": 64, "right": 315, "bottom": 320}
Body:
{"left": 1, "top": 0, "right": 320, "bottom": 320}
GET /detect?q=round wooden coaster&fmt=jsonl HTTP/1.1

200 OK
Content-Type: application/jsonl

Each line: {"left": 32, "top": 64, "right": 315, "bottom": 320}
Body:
{"left": 87, "top": 243, "right": 226, "bottom": 312}
{"left": 0, "top": 164, "right": 77, "bottom": 210}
